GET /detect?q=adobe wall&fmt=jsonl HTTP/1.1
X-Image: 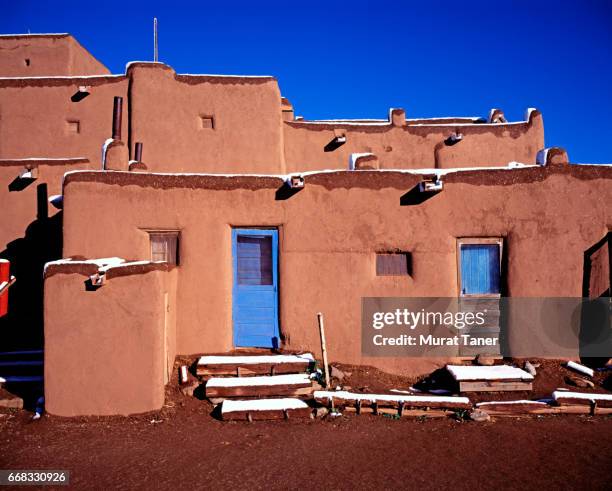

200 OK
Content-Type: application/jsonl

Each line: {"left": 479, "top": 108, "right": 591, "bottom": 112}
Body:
{"left": 282, "top": 111, "right": 544, "bottom": 172}
{"left": 44, "top": 264, "right": 177, "bottom": 416}
{"left": 0, "top": 34, "right": 109, "bottom": 77}
{"left": 60, "top": 165, "right": 612, "bottom": 375}
{"left": 0, "top": 76, "right": 128, "bottom": 162}
{"left": 127, "top": 63, "right": 285, "bottom": 172}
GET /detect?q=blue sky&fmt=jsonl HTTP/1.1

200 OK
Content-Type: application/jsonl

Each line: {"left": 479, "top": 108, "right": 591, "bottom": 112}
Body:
{"left": 3, "top": 0, "right": 612, "bottom": 163}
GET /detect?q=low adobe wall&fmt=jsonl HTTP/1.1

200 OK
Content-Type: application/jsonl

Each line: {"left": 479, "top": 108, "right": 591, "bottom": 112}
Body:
{"left": 283, "top": 110, "right": 544, "bottom": 172}
{"left": 44, "top": 262, "right": 177, "bottom": 416}
{"left": 60, "top": 165, "right": 612, "bottom": 377}
{"left": 127, "top": 63, "right": 285, "bottom": 173}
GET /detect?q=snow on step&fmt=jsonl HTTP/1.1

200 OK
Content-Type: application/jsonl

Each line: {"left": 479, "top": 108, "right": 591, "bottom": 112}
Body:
{"left": 446, "top": 365, "right": 534, "bottom": 381}
{"left": 477, "top": 400, "right": 547, "bottom": 407}
{"left": 207, "top": 373, "right": 311, "bottom": 388}
{"left": 197, "top": 353, "right": 315, "bottom": 376}
{"left": 314, "top": 390, "right": 471, "bottom": 408}
{"left": 198, "top": 353, "right": 314, "bottom": 366}
{"left": 221, "top": 398, "right": 311, "bottom": 421}
{"left": 223, "top": 398, "right": 309, "bottom": 413}
{"left": 553, "top": 391, "right": 612, "bottom": 406}
{"left": 565, "top": 361, "right": 594, "bottom": 378}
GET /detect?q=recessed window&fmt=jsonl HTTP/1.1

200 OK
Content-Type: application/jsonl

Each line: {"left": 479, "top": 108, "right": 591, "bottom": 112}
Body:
{"left": 200, "top": 115, "right": 215, "bottom": 129}
{"left": 24, "top": 58, "right": 31, "bottom": 67}
{"left": 66, "top": 120, "right": 80, "bottom": 134}
{"left": 149, "top": 231, "right": 180, "bottom": 265}
{"left": 457, "top": 238, "right": 502, "bottom": 296}
{"left": 376, "top": 252, "right": 411, "bottom": 276}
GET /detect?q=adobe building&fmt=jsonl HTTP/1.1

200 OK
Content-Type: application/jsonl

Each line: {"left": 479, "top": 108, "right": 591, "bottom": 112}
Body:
{"left": 0, "top": 34, "right": 610, "bottom": 416}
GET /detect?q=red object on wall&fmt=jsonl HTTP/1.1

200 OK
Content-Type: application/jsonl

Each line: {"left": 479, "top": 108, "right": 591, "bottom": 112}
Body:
{"left": 0, "top": 259, "right": 9, "bottom": 317}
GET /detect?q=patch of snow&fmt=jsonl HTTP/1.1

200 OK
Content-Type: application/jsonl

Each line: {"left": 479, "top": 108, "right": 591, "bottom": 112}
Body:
{"left": 553, "top": 391, "right": 612, "bottom": 402}
{"left": 525, "top": 107, "right": 538, "bottom": 120}
{"left": 198, "top": 353, "right": 314, "bottom": 366}
{"left": 314, "top": 390, "right": 470, "bottom": 405}
{"left": 101, "top": 138, "right": 115, "bottom": 170}
{"left": 446, "top": 364, "right": 534, "bottom": 381}
{"left": 349, "top": 152, "right": 375, "bottom": 170}
{"left": 565, "top": 361, "right": 594, "bottom": 378}
{"left": 0, "top": 33, "right": 69, "bottom": 37}
{"left": 206, "top": 373, "right": 311, "bottom": 388}
{"left": 98, "top": 260, "right": 163, "bottom": 273}
{"left": 43, "top": 257, "right": 125, "bottom": 274}
{"left": 477, "top": 400, "right": 547, "bottom": 407}
{"left": 222, "top": 398, "right": 308, "bottom": 413}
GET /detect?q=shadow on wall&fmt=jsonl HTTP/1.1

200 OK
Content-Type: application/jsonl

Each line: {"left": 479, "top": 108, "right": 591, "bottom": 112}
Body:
{"left": 0, "top": 183, "right": 63, "bottom": 352}
{"left": 580, "top": 232, "right": 611, "bottom": 367}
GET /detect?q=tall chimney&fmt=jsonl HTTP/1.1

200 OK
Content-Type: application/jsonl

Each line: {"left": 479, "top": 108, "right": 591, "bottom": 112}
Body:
{"left": 112, "top": 96, "right": 123, "bottom": 140}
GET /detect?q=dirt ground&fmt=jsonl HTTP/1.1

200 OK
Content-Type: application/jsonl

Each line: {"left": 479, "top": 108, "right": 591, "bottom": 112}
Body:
{"left": 2, "top": 359, "right": 612, "bottom": 490}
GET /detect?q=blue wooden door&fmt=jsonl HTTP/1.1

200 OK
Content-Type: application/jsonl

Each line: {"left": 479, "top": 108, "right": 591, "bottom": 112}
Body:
{"left": 460, "top": 244, "right": 501, "bottom": 295}
{"left": 232, "top": 229, "right": 279, "bottom": 348}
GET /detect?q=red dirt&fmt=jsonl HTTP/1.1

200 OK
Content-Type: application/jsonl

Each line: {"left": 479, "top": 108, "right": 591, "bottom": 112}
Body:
{"left": 1, "top": 360, "right": 611, "bottom": 490}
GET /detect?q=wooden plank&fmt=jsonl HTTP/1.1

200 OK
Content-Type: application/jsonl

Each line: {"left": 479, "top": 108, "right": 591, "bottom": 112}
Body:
{"left": 222, "top": 407, "right": 312, "bottom": 421}
{"left": 344, "top": 406, "right": 452, "bottom": 418}
{"left": 197, "top": 362, "right": 311, "bottom": 377}
{"left": 314, "top": 393, "right": 471, "bottom": 410}
{"left": 206, "top": 383, "right": 313, "bottom": 399}
{"left": 459, "top": 381, "right": 532, "bottom": 392}
{"left": 555, "top": 397, "right": 612, "bottom": 408}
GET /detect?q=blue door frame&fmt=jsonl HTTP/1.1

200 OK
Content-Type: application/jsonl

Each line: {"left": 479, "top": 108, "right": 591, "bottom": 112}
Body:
{"left": 232, "top": 228, "right": 279, "bottom": 348}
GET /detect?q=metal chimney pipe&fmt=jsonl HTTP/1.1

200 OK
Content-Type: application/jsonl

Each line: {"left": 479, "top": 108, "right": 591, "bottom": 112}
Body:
{"left": 112, "top": 96, "right": 123, "bottom": 140}
{"left": 134, "top": 142, "right": 143, "bottom": 162}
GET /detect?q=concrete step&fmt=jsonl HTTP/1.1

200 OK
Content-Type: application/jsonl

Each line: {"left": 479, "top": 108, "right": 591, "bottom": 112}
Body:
{"left": 196, "top": 353, "right": 315, "bottom": 377}
{"left": 220, "top": 397, "right": 311, "bottom": 421}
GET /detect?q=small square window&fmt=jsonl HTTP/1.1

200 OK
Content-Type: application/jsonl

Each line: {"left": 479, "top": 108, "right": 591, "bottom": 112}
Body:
{"left": 24, "top": 58, "right": 31, "bottom": 67}
{"left": 200, "top": 115, "right": 215, "bottom": 129}
{"left": 66, "top": 120, "right": 80, "bottom": 134}
{"left": 149, "top": 231, "right": 180, "bottom": 265}
{"left": 376, "top": 252, "right": 411, "bottom": 276}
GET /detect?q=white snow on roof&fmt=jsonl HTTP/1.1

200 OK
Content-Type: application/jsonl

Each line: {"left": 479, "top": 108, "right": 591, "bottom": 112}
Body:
{"left": 0, "top": 75, "right": 123, "bottom": 81}
{"left": 553, "top": 391, "right": 612, "bottom": 402}
{"left": 206, "top": 373, "right": 311, "bottom": 388}
{"left": 222, "top": 398, "right": 309, "bottom": 413}
{"left": 476, "top": 400, "right": 547, "bottom": 407}
{"left": 314, "top": 390, "right": 470, "bottom": 405}
{"left": 98, "top": 260, "right": 164, "bottom": 273}
{"left": 198, "top": 353, "right": 313, "bottom": 366}
{"left": 0, "top": 157, "right": 87, "bottom": 162}
{"left": 0, "top": 33, "right": 69, "bottom": 37}
{"left": 44, "top": 257, "right": 125, "bottom": 274}
{"left": 447, "top": 365, "right": 534, "bottom": 381}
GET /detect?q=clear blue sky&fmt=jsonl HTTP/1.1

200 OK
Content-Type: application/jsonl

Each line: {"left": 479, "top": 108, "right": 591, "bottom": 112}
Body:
{"left": 4, "top": 0, "right": 612, "bottom": 163}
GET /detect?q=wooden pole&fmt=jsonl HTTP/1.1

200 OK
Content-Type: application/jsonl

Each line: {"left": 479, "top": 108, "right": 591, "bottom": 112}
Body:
{"left": 317, "top": 312, "right": 331, "bottom": 388}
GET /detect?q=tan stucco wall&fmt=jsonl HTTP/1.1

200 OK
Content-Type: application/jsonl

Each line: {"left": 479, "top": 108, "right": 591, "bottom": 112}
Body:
{"left": 0, "top": 77, "right": 128, "bottom": 162}
{"left": 44, "top": 267, "right": 177, "bottom": 416}
{"left": 0, "top": 35, "right": 109, "bottom": 77}
{"left": 60, "top": 166, "right": 612, "bottom": 375}
{"left": 283, "top": 111, "right": 544, "bottom": 172}
{"left": 127, "top": 63, "right": 285, "bottom": 173}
